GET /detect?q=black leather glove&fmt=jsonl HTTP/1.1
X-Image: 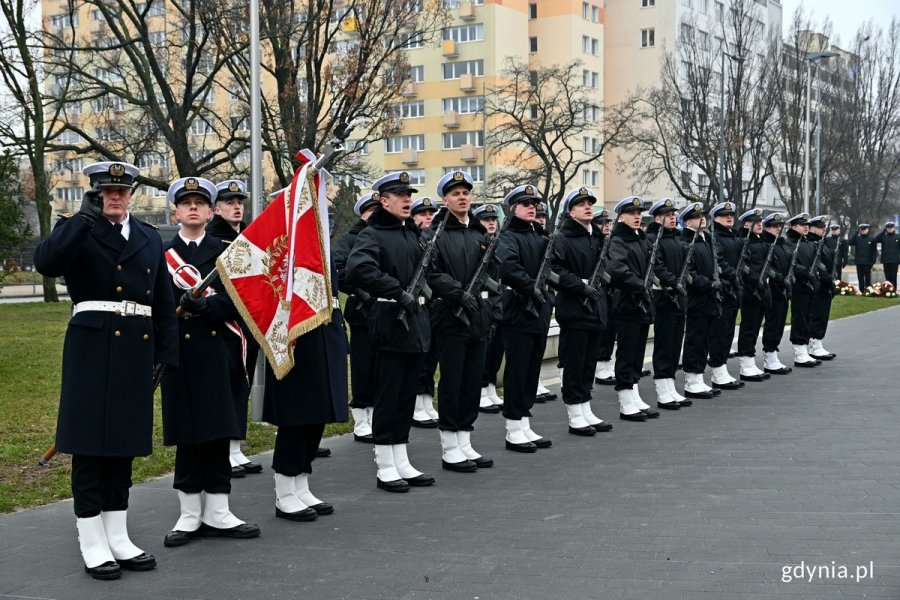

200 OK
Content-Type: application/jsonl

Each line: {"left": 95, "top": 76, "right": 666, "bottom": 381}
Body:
{"left": 355, "top": 289, "right": 372, "bottom": 303}
{"left": 711, "top": 279, "right": 722, "bottom": 292}
{"left": 179, "top": 292, "right": 209, "bottom": 315}
{"left": 152, "top": 363, "right": 167, "bottom": 389}
{"left": 460, "top": 291, "right": 479, "bottom": 312}
{"left": 398, "top": 291, "right": 418, "bottom": 312}
{"left": 675, "top": 283, "right": 687, "bottom": 297}
{"left": 582, "top": 284, "right": 602, "bottom": 301}
{"left": 531, "top": 287, "right": 546, "bottom": 306}
{"left": 78, "top": 189, "right": 102, "bottom": 224}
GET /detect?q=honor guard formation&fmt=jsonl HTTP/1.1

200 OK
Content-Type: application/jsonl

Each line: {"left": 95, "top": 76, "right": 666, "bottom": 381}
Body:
{"left": 37, "top": 161, "right": 854, "bottom": 580}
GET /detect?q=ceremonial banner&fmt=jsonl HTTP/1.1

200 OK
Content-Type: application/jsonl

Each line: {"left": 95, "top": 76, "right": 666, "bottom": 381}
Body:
{"left": 216, "top": 151, "right": 333, "bottom": 379}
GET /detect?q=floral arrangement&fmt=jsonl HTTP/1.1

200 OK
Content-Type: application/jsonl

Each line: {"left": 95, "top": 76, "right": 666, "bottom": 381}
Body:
{"left": 835, "top": 280, "right": 862, "bottom": 296}
{"left": 864, "top": 281, "right": 897, "bottom": 298}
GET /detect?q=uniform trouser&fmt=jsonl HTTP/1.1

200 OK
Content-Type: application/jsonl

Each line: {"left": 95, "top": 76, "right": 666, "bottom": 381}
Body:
{"left": 652, "top": 311, "right": 685, "bottom": 380}
{"left": 349, "top": 325, "right": 376, "bottom": 409}
{"left": 501, "top": 330, "right": 547, "bottom": 420}
{"left": 789, "top": 291, "right": 814, "bottom": 345}
{"left": 885, "top": 263, "right": 898, "bottom": 288}
{"left": 682, "top": 314, "right": 715, "bottom": 374}
{"left": 808, "top": 290, "right": 833, "bottom": 340}
{"left": 173, "top": 438, "right": 231, "bottom": 495}
{"left": 737, "top": 293, "right": 766, "bottom": 357}
{"left": 762, "top": 294, "right": 789, "bottom": 353}
{"left": 71, "top": 455, "right": 134, "bottom": 518}
{"left": 708, "top": 303, "right": 739, "bottom": 368}
{"left": 373, "top": 351, "right": 424, "bottom": 445}
{"left": 560, "top": 327, "right": 602, "bottom": 404}
{"left": 480, "top": 324, "right": 504, "bottom": 387}
{"left": 416, "top": 337, "right": 439, "bottom": 397}
{"left": 272, "top": 424, "right": 325, "bottom": 476}
{"left": 614, "top": 319, "right": 650, "bottom": 391}
{"left": 857, "top": 264, "right": 872, "bottom": 290}
{"left": 597, "top": 304, "right": 616, "bottom": 361}
{"left": 436, "top": 335, "right": 487, "bottom": 431}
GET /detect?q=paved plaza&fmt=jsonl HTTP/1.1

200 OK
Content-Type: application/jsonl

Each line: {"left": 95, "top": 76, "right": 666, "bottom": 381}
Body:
{"left": 2, "top": 305, "right": 900, "bottom": 600}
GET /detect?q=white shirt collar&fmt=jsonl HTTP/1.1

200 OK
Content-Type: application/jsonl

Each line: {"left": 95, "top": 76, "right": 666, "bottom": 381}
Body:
{"left": 108, "top": 212, "right": 131, "bottom": 240}
{"left": 178, "top": 232, "right": 205, "bottom": 246}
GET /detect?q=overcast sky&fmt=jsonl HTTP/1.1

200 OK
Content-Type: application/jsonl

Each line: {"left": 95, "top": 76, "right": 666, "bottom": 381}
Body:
{"left": 780, "top": 0, "right": 899, "bottom": 47}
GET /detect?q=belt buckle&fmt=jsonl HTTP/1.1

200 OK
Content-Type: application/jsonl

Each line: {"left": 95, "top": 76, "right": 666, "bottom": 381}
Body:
{"left": 123, "top": 301, "right": 137, "bottom": 316}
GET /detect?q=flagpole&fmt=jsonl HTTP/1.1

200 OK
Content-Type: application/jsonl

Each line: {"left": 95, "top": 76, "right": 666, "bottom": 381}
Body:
{"left": 249, "top": 0, "right": 266, "bottom": 422}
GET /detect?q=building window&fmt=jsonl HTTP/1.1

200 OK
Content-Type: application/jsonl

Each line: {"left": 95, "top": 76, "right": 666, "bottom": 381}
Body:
{"left": 442, "top": 130, "right": 484, "bottom": 149}
{"left": 393, "top": 169, "right": 425, "bottom": 185}
{"left": 529, "top": 36, "right": 538, "bottom": 52}
{"left": 592, "top": 72, "right": 600, "bottom": 88}
{"left": 582, "top": 2, "right": 590, "bottom": 19}
{"left": 641, "top": 28, "right": 655, "bottom": 48}
{"left": 582, "top": 170, "right": 600, "bottom": 186}
{"left": 441, "top": 59, "right": 484, "bottom": 80}
{"left": 641, "top": 0, "right": 655, "bottom": 6}
{"left": 397, "top": 31, "right": 425, "bottom": 49}
{"left": 385, "top": 135, "right": 425, "bottom": 153}
{"left": 230, "top": 116, "right": 249, "bottom": 132}
{"left": 443, "top": 23, "right": 484, "bottom": 43}
{"left": 592, "top": 38, "right": 599, "bottom": 56}
{"left": 592, "top": 5, "right": 600, "bottom": 22}
{"left": 680, "top": 23, "right": 693, "bottom": 43}
{"left": 442, "top": 96, "right": 484, "bottom": 113}
{"left": 410, "top": 65, "right": 425, "bottom": 82}
{"left": 583, "top": 105, "right": 600, "bottom": 122}
{"left": 715, "top": 1, "right": 723, "bottom": 20}
{"left": 529, "top": 105, "right": 539, "bottom": 119}
{"left": 529, "top": 70, "right": 538, "bottom": 86}
{"left": 57, "top": 187, "right": 84, "bottom": 203}
{"left": 529, "top": 3, "right": 537, "bottom": 19}
{"left": 682, "top": 0, "right": 691, "bottom": 7}
{"left": 698, "top": 0, "right": 708, "bottom": 14}
{"left": 698, "top": 29, "right": 708, "bottom": 48}
{"left": 395, "top": 100, "right": 425, "bottom": 118}
{"left": 443, "top": 0, "right": 484, "bottom": 7}
{"left": 443, "top": 165, "right": 484, "bottom": 182}
{"left": 582, "top": 136, "right": 600, "bottom": 154}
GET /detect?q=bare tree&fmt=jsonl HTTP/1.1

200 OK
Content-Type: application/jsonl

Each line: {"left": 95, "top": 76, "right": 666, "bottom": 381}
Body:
{"left": 485, "top": 58, "right": 637, "bottom": 222}
{"left": 620, "top": 0, "right": 780, "bottom": 213}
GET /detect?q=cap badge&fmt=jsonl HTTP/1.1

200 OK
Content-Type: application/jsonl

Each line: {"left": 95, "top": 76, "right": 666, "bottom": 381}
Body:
{"left": 109, "top": 164, "right": 125, "bottom": 177}
{"left": 754, "top": 209, "right": 761, "bottom": 216}
{"left": 725, "top": 202, "right": 733, "bottom": 211}
{"left": 524, "top": 185, "right": 534, "bottom": 195}
{"left": 665, "top": 199, "right": 673, "bottom": 207}
{"left": 579, "top": 187, "right": 589, "bottom": 196}
{"left": 485, "top": 205, "right": 495, "bottom": 213}
{"left": 453, "top": 171, "right": 464, "bottom": 181}
{"left": 423, "top": 198, "right": 432, "bottom": 207}
{"left": 399, "top": 172, "right": 409, "bottom": 183}
{"left": 185, "top": 178, "right": 199, "bottom": 191}
{"left": 228, "top": 182, "right": 239, "bottom": 192}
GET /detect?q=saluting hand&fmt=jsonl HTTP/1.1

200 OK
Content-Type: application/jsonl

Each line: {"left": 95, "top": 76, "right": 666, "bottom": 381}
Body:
{"left": 78, "top": 189, "right": 103, "bottom": 224}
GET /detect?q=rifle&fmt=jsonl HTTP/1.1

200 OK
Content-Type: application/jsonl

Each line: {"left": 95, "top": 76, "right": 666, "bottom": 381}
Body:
{"left": 582, "top": 227, "right": 614, "bottom": 309}
{"left": 675, "top": 226, "right": 700, "bottom": 295}
{"left": 734, "top": 226, "right": 752, "bottom": 293}
{"left": 453, "top": 219, "right": 505, "bottom": 326}
{"left": 805, "top": 219, "right": 831, "bottom": 292}
{"left": 398, "top": 208, "right": 448, "bottom": 330}
{"left": 523, "top": 206, "right": 566, "bottom": 318}
{"left": 707, "top": 220, "right": 725, "bottom": 305}
{"left": 829, "top": 235, "right": 844, "bottom": 281}
{"left": 38, "top": 442, "right": 57, "bottom": 466}
{"left": 755, "top": 222, "right": 788, "bottom": 300}
{"left": 785, "top": 232, "right": 804, "bottom": 295}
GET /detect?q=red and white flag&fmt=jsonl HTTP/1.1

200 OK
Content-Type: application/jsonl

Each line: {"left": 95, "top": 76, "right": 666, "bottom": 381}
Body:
{"left": 216, "top": 150, "right": 333, "bottom": 379}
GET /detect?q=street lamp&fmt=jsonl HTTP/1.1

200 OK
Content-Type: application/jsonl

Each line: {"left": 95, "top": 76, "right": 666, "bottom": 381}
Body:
{"left": 719, "top": 52, "right": 746, "bottom": 206}
{"left": 804, "top": 51, "right": 838, "bottom": 215}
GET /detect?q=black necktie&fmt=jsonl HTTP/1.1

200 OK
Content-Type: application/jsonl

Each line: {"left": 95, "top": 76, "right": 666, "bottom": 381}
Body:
{"left": 185, "top": 240, "right": 198, "bottom": 261}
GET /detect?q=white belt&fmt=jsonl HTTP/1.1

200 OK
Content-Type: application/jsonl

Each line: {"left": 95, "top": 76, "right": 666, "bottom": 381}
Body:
{"left": 72, "top": 300, "right": 152, "bottom": 317}
{"left": 377, "top": 297, "right": 426, "bottom": 305}
{"left": 480, "top": 291, "right": 489, "bottom": 299}
{"left": 333, "top": 297, "right": 340, "bottom": 309}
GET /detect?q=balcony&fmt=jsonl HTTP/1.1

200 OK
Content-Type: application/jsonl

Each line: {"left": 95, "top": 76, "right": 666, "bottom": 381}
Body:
{"left": 460, "top": 144, "right": 478, "bottom": 162}
{"left": 442, "top": 39, "right": 458, "bottom": 58}
{"left": 442, "top": 110, "right": 460, "bottom": 128}
{"left": 459, "top": 1, "right": 476, "bottom": 20}
{"left": 401, "top": 148, "right": 418, "bottom": 165}
{"left": 459, "top": 73, "right": 476, "bottom": 92}
{"left": 341, "top": 16, "right": 358, "bottom": 33}
{"left": 401, "top": 81, "right": 417, "bottom": 97}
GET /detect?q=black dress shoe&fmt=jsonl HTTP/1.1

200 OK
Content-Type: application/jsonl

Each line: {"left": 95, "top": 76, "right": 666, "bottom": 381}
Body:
{"left": 641, "top": 368, "right": 652, "bottom": 377}
{"left": 411, "top": 418, "right": 439, "bottom": 428}
{"left": 403, "top": 474, "right": 436, "bottom": 486}
{"left": 764, "top": 366, "right": 792, "bottom": 375}
{"left": 533, "top": 395, "right": 546, "bottom": 403}
{"left": 275, "top": 506, "right": 318, "bottom": 521}
{"left": 594, "top": 376, "right": 616, "bottom": 386}
{"left": 376, "top": 478, "right": 410, "bottom": 493}
{"left": 505, "top": 440, "right": 537, "bottom": 453}
{"left": 230, "top": 465, "right": 246, "bottom": 478}
{"left": 308, "top": 502, "right": 334, "bottom": 516}
{"left": 657, "top": 401, "right": 680, "bottom": 410}
{"left": 728, "top": 350, "right": 738, "bottom": 358}
{"left": 711, "top": 388, "right": 722, "bottom": 396}
{"left": 442, "top": 459, "right": 478, "bottom": 472}
{"left": 568, "top": 425, "right": 596, "bottom": 436}
{"left": 531, "top": 437, "right": 552, "bottom": 448}
{"left": 84, "top": 561, "right": 121, "bottom": 580}
{"left": 163, "top": 528, "right": 200, "bottom": 547}
{"left": 542, "top": 392, "right": 558, "bottom": 401}
{"left": 239, "top": 461, "right": 263, "bottom": 473}
{"left": 619, "top": 412, "right": 647, "bottom": 422}
{"left": 640, "top": 408, "right": 660, "bottom": 418}
{"left": 478, "top": 405, "right": 501, "bottom": 414}
{"left": 354, "top": 433, "right": 374, "bottom": 443}
{"left": 589, "top": 421, "right": 613, "bottom": 432}
{"left": 712, "top": 380, "right": 742, "bottom": 390}
{"left": 198, "top": 522, "right": 261, "bottom": 539}
{"left": 315, "top": 447, "right": 331, "bottom": 458}
{"left": 677, "top": 398, "right": 693, "bottom": 407}
{"left": 684, "top": 389, "right": 714, "bottom": 399}
{"left": 762, "top": 372, "right": 771, "bottom": 379}
{"left": 740, "top": 373, "right": 767, "bottom": 382}
{"left": 811, "top": 352, "right": 836, "bottom": 361}
{"left": 117, "top": 552, "right": 156, "bottom": 571}
{"left": 473, "top": 456, "right": 494, "bottom": 468}
{"left": 794, "top": 359, "right": 820, "bottom": 368}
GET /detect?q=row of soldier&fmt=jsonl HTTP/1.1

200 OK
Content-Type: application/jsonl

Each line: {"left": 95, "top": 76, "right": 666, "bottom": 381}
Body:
{"left": 35, "top": 161, "right": 840, "bottom": 581}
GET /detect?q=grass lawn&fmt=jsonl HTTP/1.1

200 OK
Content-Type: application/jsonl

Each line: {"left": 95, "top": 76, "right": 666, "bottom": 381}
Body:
{"left": 1, "top": 295, "right": 896, "bottom": 513}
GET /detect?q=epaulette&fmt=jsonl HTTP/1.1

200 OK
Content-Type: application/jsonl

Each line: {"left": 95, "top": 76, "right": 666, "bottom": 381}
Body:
{"left": 59, "top": 212, "right": 73, "bottom": 219}
{"left": 141, "top": 221, "right": 159, "bottom": 230}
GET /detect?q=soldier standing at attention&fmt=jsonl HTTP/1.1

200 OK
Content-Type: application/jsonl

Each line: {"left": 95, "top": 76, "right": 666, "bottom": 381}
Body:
{"left": 760, "top": 213, "right": 794, "bottom": 375}
{"left": 785, "top": 213, "right": 822, "bottom": 368}
{"left": 806, "top": 216, "right": 837, "bottom": 361}
{"left": 532, "top": 201, "right": 557, "bottom": 403}
{"left": 34, "top": 161, "right": 178, "bottom": 580}
{"left": 473, "top": 204, "right": 505, "bottom": 414}
{"left": 734, "top": 209, "right": 770, "bottom": 382}
{"left": 346, "top": 172, "right": 435, "bottom": 492}
{"left": 593, "top": 209, "right": 617, "bottom": 385}
{"left": 333, "top": 192, "right": 381, "bottom": 443}
{"left": 706, "top": 202, "right": 743, "bottom": 391}
{"left": 205, "top": 180, "right": 262, "bottom": 477}
{"left": 497, "top": 185, "right": 554, "bottom": 451}
{"left": 160, "top": 177, "right": 260, "bottom": 547}
{"left": 874, "top": 222, "right": 899, "bottom": 288}
{"left": 849, "top": 224, "right": 876, "bottom": 290}
{"left": 552, "top": 187, "right": 614, "bottom": 435}
{"left": 410, "top": 196, "right": 441, "bottom": 428}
